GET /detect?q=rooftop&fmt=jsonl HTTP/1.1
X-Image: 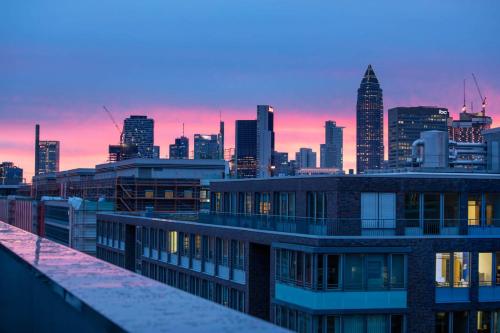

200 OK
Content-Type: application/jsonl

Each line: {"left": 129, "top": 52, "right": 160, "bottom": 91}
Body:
{"left": 0, "top": 220, "right": 285, "bottom": 333}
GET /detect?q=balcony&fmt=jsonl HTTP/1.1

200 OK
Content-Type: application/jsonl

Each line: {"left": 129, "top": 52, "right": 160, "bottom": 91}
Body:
{"left": 0, "top": 221, "right": 285, "bottom": 333}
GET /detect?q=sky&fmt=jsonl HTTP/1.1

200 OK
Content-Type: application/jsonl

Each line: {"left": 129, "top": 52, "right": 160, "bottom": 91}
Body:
{"left": 1, "top": 0, "right": 500, "bottom": 180}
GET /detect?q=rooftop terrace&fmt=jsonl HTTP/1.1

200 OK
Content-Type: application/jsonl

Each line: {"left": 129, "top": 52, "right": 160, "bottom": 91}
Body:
{"left": 0, "top": 220, "right": 287, "bottom": 333}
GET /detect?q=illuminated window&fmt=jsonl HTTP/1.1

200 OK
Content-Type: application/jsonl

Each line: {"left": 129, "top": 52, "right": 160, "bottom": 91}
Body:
{"left": 479, "top": 253, "right": 493, "bottom": 285}
{"left": 168, "top": 231, "right": 178, "bottom": 254}
{"left": 145, "top": 190, "right": 154, "bottom": 199}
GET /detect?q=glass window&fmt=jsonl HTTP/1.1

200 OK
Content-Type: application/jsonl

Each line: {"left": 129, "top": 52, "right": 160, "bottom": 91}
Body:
{"left": 168, "top": 231, "right": 178, "bottom": 254}
{"left": 181, "top": 233, "right": 190, "bottom": 256}
{"left": 477, "top": 311, "right": 491, "bottom": 333}
{"left": 468, "top": 194, "right": 482, "bottom": 226}
{"left": 367, "top": 315, "right": 387, "bottom": 333}
{"left": 317, "top": 254, "right": 324, "bottom": 289}
{"left": 306, "top": 192, "right": 327, "bottom": 220}
{"left": 165, "top": 190, "right": 174, "bottom": 199}
{"left": 390, "top": 314, "right": 404, "bottom": 333}
{"left": 424, "top": 193, "right": 440, "bottom": 223}
{"left": 454, "top": 252, "right": 470, "bottom": 287}
{"left": 327, "top": 255, "right": 339, "bottom": 289}
{"left": 326, "top": 316, "right": 340, "bottom": 333}
{"left": 453, "top": 311, "right": 467, "bottom": 333}
{"left": 258, "top": 192, "right": 271, "bottom": 215}
{"left": 366, "top": 254, "right": 388, "bottom": 290}
{"left": 435, "top": 253, "right": 451, "bottom": 287}
{"left": 344, "top": 254, "right": 363, "bottom": 289}
{"left": 485, "top": 193, "right": 500, "bottom": 226}
{"left": 496, "top": 252, "right": 500, "bottom": 285}
{"left": 444, "top": 193, "right": 459, "bottom": 226}
{"left": 435, "top": 312, "right": 449, "bottom": 333}
{"left": 343, "top": 315, "right": 364, "bottom": 332}
{"left": 221, "top": 239, "right": 229, "bottom": 266}
{"left": 391, "top": 254, "right": 405, "bottom": 289}
{"left": 305, "top": 253, "right": 312, "bottom": 288}
{"left": 244, "top": 192, "right": 252, "bottom": 214}
{"left": 479, "top": 253, "right": 493, "bottom": 286}
{"left": 194, "top": 235, "right": 202, "bottom": 260}
{"left": 404, "top": 192, "right": 420, "bottom": 226}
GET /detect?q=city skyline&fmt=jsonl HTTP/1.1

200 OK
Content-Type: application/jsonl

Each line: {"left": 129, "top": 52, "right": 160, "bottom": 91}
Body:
{"left": 2, "top": 1, "right": 500, "bottom": 179}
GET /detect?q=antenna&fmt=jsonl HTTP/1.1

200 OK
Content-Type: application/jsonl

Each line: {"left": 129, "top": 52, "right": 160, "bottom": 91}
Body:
{"left": 462, "top": 79, "right": 467, "bottom": 113}
{"left": 182, "top": 123, "right": 185, "bottom": 137}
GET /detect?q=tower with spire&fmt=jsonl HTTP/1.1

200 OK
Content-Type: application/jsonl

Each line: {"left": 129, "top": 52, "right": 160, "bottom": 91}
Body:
{"left": 356, "top": 65, "right": 384, "bottom": 173}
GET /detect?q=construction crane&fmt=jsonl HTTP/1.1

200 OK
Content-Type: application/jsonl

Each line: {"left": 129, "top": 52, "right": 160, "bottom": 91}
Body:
{"left": 102, "top": 105, "right": 124, "bottom": 144}
{"left": 471, "top": 73, "right": 487, "bottom": 115}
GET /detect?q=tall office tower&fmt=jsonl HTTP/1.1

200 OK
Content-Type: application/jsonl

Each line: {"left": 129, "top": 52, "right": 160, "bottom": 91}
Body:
{"left": 235, "top": 120, "right": 257, "bottom": 178}
{"left": 0, "top": 162, "right": 23, "bottom": 185}
{"left": 295, "top": 148, "right": 317, "bottom": 168}
{"left": 320, "top": 120, "right": 344, "bottom": 170}
{"left": 256, "top": 105, "right": 275, "bottom": 178}
{"left": 388, "top": 106, "right": 449, "bottom": 168}
{"left": 449, "top": 111, "right": 492, "bottom": 143}
{"left": 34, "top": 124, "right": 60, "bottom": 176}
{"left": 169, "top": 136, "right": 189, "bottom": 159}
{"left": 218, "top": 121, "right": 225, "bottom": 160}
{"left": 356, "top": 64, "right": 384, "bottom": 173}
{"left": 37, "top": 141, "right": 60, "bottom": 175}
{"left": 194, "top": 134, "right": 219, "bottom": 159}
{"left": 122, "top": 115, "right": 156, "bottom": 159}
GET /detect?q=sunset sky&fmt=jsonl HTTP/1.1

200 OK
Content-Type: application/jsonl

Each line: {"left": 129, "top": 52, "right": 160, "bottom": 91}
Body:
{"left": 2, "top": 1, "right": 500, "bottom": 180}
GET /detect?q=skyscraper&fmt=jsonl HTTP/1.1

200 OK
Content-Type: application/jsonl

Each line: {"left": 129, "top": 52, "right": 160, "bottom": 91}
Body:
{"left": 388, "top": 106, "right": 449, "bottom": 168}
{"left": 194, "top": 134, "right": 219, "bottom": 159}
{"left": 235, "top": 120, "right": 257, "bottom": 178}
{"left": 295, "top": 148, "right": 317, "bottom": 169}
{"left": 320, "top": 120, "right": 344, "bottom": 170}
{"left": 169, "top": 136, "right": 189, "bottom": 159}
{"left": 256, "top": 105, "right": 275, "bottom": 178}
{"left": 356, "top": 65, "right": 384, "bottom": 173}
{"left": 218, "top": 120, "right": 225, "bottom": 160}
{"left": 34, "top": 124, "right": 60, "bottom": 176}
{"left": 122, "top": 115, "right": 158, "bottom": 159}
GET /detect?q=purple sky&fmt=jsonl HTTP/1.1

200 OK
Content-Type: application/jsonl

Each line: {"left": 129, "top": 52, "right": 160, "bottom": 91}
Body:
{"left": 1, "top": 0, "right": 500, "bottom": 178}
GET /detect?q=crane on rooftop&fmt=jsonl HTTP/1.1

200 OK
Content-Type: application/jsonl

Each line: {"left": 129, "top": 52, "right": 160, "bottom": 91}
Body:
{"left": 472, "top": 73, "right": 487, "bottom": 115}
{"left": 102, "top": 105, "right": 124, "bottom": 144}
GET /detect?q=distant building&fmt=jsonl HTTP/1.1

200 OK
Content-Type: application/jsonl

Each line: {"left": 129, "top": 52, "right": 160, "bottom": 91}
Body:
{"left": 388, "top": 106, "right": 449, "bottom": 168}
{"left": 320, "top": 121, "right": 343, "bottom": 170}
{"left": 194, "top": 134, "right": 219, "bottom": 159}
{"left": 356, "top": 65, "right": 384, "bottom": 173}
{"left": 34, "top": 124, "right": 60, "bottom": 176}
{"left": 108, "top": 144, "right": 139, "bottom": 162}
{"left": 0, "top": 162, "right": 23, "bottom": 185}
{"left": 272, "top": 151, "right": 290, "bottom": 177}
{"left": 218, "top": 121, "right": 225, "bottom": 160}
{"left": 257, "top": 105, "right": 275, "bottom": 178}
{"left": 235, "top": 120, "right": 257, "bottom": 178}
{"left": 169, "top": 136, "right": 189, "bottom": 159}
{"left": 295, "top": 148, "right": 316, "bottom": 169}
{"left": 449, "top": 110, "right": 492, "bottom": 143}
{"left": 122, "top": 115, "right": 157, "bottom": 159}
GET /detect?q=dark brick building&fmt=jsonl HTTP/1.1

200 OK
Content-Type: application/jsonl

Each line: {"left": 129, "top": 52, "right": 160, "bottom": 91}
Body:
{"left": 96, "top": 172, "right": 500, "bottom": 333}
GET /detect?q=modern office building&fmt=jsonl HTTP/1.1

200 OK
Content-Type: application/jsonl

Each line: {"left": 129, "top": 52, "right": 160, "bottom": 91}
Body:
{"left": 34, "top": 124, "right": 60, "bottom": 176}
{"left": 272, "top": 151, "right": 291, "bottom": 177}
{"left": 235, "top": 120, "right": 258, "bottom": 178}
{"left": 388, "top": 106, "right": 449, "bottom": 168}
{"left": 257, "top": 105, "right": 275, "bottom": 178}
{"left": 449, "top": 110, "right": 492, "bottom": 143}
{"left": 0, "top": 162, "right": 23, "bottom": 185}
{"left": 295, "top": 148, "right": 317, "bottom": 169}
{"left": 122, "top": 115, "right": 158, "bottom": 159}
{"left": 320, "top": 121, "right": 343, "bottom": 170}
{"left": 194, "top": 134, "right": 220, "bottom": 160}
{"left": 97, "top": 172, "right": 500, "bottom": 333}
{"left": 169, "top": 136, "right": 189, "bottom": 159}
{"left": 356, "top": 65, "right": 384, "bottom": 173}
